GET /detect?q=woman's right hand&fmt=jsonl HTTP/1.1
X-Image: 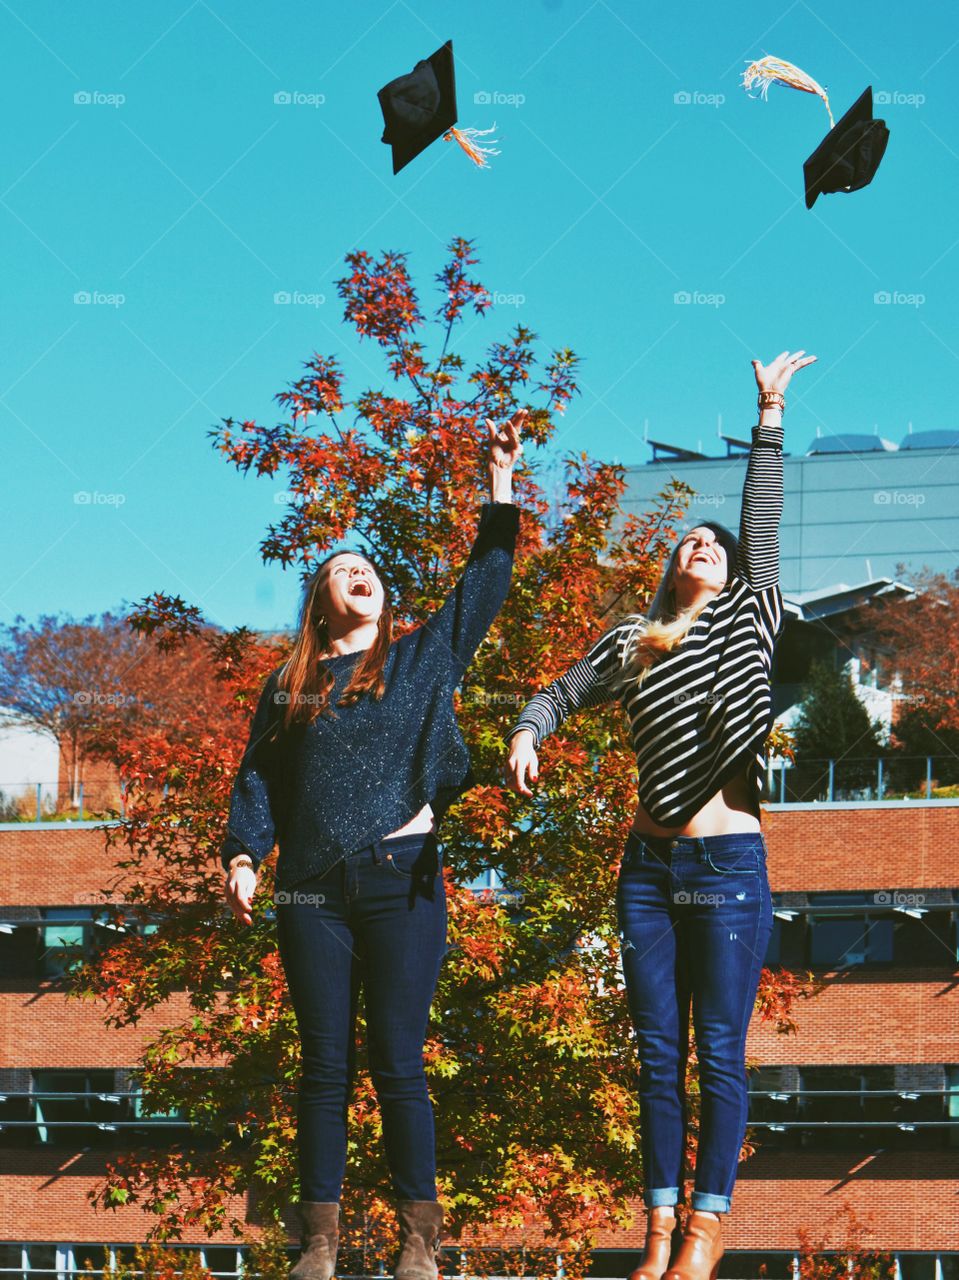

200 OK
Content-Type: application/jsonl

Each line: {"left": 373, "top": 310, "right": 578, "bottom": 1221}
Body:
{"left": 506, "top": 729, "right": 539, "bottom": 796}
{"left": 225, "top": 865, "right": 258, "bottom": 926}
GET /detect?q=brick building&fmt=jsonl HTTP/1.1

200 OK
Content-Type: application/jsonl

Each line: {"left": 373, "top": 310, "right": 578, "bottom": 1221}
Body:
{"left": 2, "top": 800, "right": 958, "bottom": 1278}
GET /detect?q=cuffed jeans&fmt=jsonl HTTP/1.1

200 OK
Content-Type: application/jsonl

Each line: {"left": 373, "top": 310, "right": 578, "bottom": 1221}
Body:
{"left": 616, "top": 830, "right": 773, "bottom": 1213}
{"left": 275, "top": 830, "right": 447, "bottom": 1203}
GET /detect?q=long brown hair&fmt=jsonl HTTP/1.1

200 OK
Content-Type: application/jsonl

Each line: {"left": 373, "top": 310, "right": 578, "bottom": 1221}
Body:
{"left": 612, "top": 520, "right": 739, "bottom": 695}
{"left": 274, "top": 547, "right": 394, "bottom": 733}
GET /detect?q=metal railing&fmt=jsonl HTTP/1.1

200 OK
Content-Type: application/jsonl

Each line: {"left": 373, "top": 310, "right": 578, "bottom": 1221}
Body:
{"left": 763, "top": 755, "right": 959, "bottom": 803}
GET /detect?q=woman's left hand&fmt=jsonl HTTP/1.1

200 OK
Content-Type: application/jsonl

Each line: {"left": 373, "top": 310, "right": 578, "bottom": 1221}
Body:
{"left": 486, "top": 406, "right": 527, "bottom": 471}
{"left": 752, "top": 349, "right": 817, "bottom": 394}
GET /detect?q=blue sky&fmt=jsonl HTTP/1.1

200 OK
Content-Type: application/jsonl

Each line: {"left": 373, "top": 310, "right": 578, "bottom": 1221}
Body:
{"left": 3, "top": 0, "right": 957, "bottom": 633}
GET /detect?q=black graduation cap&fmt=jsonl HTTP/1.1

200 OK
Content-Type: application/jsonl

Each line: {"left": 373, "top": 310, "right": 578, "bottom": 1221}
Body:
{"left": 802, "top": 86, "right": 889, "bottom": 208}
{"left": 742, "top": 57, "right": 889, "bottom": 208}
{"left": 377, "top": 39, "right": 499, "bottom": 174}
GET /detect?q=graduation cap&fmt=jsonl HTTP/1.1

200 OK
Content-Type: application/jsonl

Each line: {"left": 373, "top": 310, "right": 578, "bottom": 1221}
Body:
{"left": 377, "top": 39, "right": 499, "bottom": 174}
{"left": 742, "top": 57, "right": 889, "bottom": 208}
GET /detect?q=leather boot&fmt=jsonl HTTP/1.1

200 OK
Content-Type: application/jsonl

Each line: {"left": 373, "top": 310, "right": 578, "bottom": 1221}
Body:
{"left": 627, "top": 1210, "right": 677, "bottom": 1280}
{"left": 662, "top": 1211, "right": 723, "bottom": 1280}
{"left": 290, "top": 1201, "right": 339, "bottom": 1280}
{"left": 393, "top": 1200, "right": 443, "bottom": 1280}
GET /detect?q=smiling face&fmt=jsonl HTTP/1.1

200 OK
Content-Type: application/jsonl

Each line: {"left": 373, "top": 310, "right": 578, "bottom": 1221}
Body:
{"left": 316, "top": 552, "right": 385, "bottom": 627}
{"left": 671, "top": 525, "right": 728, "bottom": 599}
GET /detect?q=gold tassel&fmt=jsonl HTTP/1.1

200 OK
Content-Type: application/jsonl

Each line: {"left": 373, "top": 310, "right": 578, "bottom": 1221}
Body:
{"left": 741, "top": 56, "right": 834, "bottom": 129}
{"left": 444, "top": 122, "right": 500, "bottom": 167}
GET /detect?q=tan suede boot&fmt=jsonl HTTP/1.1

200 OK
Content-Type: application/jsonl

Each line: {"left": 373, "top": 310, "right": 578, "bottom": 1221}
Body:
{"left": 290, "top": 1201, "right": 339, "bottom": 1280}
{"left": 393, "top": 1200, "right": 443, "bottom": 1280}
{"left": 627, "top": 1210, "right": 678, "bottom": 1280}
{"left": 662, "top": 1211, "right": 724, "bottom": 1280}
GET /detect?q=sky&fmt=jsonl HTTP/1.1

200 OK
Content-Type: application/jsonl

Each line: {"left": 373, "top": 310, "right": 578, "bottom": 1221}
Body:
{"left": 3, "top": 0, "right": 958, "bottom": 633}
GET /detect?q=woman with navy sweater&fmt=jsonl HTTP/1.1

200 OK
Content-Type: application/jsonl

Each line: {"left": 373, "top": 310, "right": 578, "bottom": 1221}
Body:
{"left": 506, "top": 354, "right": 815, "bottom": 1280}
{"left": 221, "top": 410, "right": 524, "bottom": 1280}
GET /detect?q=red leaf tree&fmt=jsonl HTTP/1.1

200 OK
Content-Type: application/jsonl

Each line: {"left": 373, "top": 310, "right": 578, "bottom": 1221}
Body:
{"left": 67, "top": 237, "right": 812, "bottom": 1268}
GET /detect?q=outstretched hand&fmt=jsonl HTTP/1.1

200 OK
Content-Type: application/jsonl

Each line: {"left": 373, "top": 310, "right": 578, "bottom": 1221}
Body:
{"left": 486, "top": 406, "right": 527, "bottom": 471}
{"left": 752, "top": 350, "right": 817, "bottom": 394}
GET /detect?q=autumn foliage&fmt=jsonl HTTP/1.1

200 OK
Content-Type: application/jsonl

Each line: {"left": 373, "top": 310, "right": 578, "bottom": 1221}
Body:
{"left": 67, "top": 237, "right": 813, "bottom": 1265}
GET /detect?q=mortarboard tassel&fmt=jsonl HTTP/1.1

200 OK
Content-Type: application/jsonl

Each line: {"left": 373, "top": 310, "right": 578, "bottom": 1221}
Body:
{"left": 443, "top": 122, "right": 500, "bottom": 167}
{"left": 741, "top": 56, "right": 834, "bottom": 128}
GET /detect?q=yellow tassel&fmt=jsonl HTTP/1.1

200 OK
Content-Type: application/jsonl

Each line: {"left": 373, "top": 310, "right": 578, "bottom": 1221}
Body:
{"left": 741, "top": 55, "right": 834, "bottom": 129}
{"left": 444, "top": 123, "right": 500, "bottom": 168}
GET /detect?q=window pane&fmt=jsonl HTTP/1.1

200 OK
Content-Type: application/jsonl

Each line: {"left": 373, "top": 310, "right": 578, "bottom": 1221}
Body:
{"left": 809, "top": 917, "right": 868, "bottom": 966}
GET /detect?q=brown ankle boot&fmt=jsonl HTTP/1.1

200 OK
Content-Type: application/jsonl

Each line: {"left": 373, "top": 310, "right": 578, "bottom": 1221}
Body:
{"left": 627, "top": 1211, "right": 677, "bottom": 1280}
{"left": 290, "top": 1201, "right": 339, "bottom": 1280}
{"left": 393, "top": 1200, "right": 443, "bottom": 1280}
{"left": 662, "top": 1211, "right": 723, "bottom": 1280}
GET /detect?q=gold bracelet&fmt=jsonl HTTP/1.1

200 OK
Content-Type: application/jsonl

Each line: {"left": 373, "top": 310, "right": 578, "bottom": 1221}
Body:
{"left": 229, "top": 855, "right": 255, "bottom": 873}
{"left": 758, "top": 391, "right": 785, "bottom": 412}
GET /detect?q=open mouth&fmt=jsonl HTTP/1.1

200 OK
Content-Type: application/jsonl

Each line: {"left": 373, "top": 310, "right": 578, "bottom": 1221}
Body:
{"left": 349, "top": 580, "right": 373, "bottom": 597}
{"left": 690, "top": 551, "right": 715, "bottom": 565}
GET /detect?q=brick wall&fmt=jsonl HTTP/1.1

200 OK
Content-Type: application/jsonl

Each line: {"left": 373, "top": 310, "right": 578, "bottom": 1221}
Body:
{"left": 2, "top": 808, "right": 958, "bottom": 1254}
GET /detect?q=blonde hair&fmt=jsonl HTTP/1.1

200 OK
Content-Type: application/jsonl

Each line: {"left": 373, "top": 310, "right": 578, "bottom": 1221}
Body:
{"left": 612, "top": 521, "right": 738, "bottom": 695}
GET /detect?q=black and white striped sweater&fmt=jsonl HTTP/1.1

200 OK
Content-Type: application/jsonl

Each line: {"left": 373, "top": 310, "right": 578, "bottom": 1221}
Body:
{"left": 507, "top": 421, "right": 786, "bottom": 826}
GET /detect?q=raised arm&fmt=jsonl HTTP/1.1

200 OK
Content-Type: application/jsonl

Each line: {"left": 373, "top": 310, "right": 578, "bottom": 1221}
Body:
{"left": 735, "top": 349, "right": 817, "bottom": 620}
{"left": 419, "top": 500, "right": 520, "bottom": 678}
{"left": 220, "top": 668, "right": 282, "bottom": 875}
{"left": 733, "top": 420, "right": 784, "bottom": 591}
{"left": 417, "top": 408, "right": 525, "bottom": 680}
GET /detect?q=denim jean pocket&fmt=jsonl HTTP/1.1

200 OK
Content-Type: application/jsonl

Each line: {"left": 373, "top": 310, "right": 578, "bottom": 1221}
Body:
{"left": 702, "top": 838, "right": 765, "bottom": 875}
{"left": 383, "top": 836, "right": 441, "bottom": 880}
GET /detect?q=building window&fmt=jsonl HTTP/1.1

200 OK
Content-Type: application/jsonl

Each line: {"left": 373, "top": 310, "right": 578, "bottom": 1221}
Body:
{"left": 31, "top": 1069, "right": 120, "bottom": 1146}
{"left": 807, "top": 914, "right": 893, "bottom": 967}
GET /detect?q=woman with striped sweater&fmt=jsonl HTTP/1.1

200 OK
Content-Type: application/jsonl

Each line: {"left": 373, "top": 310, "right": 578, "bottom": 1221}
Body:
{"left": 505, "top": 351, "right": 816, "bottom": 1280}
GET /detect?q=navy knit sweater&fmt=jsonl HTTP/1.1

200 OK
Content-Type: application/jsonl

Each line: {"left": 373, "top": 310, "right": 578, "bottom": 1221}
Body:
{"left": 220, "top": 501, "right": 520, "bottom": 890}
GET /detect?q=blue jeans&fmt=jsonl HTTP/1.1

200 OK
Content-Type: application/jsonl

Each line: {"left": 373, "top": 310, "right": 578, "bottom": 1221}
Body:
{"left": 275, "top": 830, "right": 447, "bottom": 1203}
{"left": 616, "top": 830, "right": 773, "bottom": 1214}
